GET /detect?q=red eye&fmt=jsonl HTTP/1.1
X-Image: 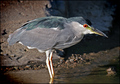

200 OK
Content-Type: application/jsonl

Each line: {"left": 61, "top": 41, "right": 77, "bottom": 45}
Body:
{"left": 83, "top": 24, "right": 88, "bottom": 28}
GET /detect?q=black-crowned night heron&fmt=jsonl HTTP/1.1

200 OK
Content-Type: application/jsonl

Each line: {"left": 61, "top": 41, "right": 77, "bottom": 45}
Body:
{"left": 7, "top": 16, "right": 107, "bottom": 83}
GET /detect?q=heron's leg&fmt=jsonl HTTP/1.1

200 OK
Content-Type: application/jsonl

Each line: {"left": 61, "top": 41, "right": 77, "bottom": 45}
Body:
{"left": 50, "top": 52, "right": 54, "bottom": 76}
{"left": 46, "top": 50, "right": 52, "bottom": 79}
{"left": 49, "top": 51, "right": 54, "bottom": 83}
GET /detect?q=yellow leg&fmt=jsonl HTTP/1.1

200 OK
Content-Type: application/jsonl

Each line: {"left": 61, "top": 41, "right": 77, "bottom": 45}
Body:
{"left": 49, "top": 76, "right": 54, "bottom": 83}
{"left": 50, "top": 51, "right": 54, "bottom": 77}
{"left": 46, "top": 50, "right": 52, "bottom": 78}
{"left": 49, "top": 52, "right": 54, "bottom": 83}
{"left": 46, "top": 50, "right": 54, "bottom": 84}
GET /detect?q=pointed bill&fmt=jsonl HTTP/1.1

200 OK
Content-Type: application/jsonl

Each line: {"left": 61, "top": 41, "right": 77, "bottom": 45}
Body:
{"left": 92, "top": 28, "right": 108, "bottom": 38}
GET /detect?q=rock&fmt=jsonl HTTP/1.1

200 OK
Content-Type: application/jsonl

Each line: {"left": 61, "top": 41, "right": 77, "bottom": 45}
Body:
{"left": 10, "top": 54, "right": 16, "bottom": 57}
{"left": 25, "top": 65, "right": 31, "bottom": 68}
{"left": 18, "top": 67, "right": 24, "bottom": 70}
{"left": 70, "top": 59, "right": 74, "bottom": 63}
{"left": 65, "top": 60, "right": 69, "bottom": 64}
{"left": 106, "top": 67, "right": 116, "bottom": 76}
{"left": 60, "top": 59, "right": 64, "bottom": 64}
{"left": 75, "top": 56, "right": 79, "bottom": 60}
{"left": 78, "top": 56, "right": 83, "bottom": 61}
{"left": 13, "top": 67, "right": 18, "bottom": 70}
{"left": 89, "top": 52, "right": 95, "bottom": 56}
{"left": 83, "top": 53, "right": 87, "bottom": 56}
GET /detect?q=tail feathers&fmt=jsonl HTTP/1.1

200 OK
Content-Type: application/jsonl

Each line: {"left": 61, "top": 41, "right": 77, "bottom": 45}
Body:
{"left": 7, "top": 34, "right": 19, "bottom": 45}
{"left": 7, "top": 28, "right": 25, "bottom": 45}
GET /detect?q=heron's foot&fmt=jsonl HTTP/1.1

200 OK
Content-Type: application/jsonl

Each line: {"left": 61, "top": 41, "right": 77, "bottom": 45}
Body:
{"left": 49, "top": 77, "right": 54, "bottom": 84}
{"left": 49, "top": 74, "right": 54, "bottom": 83}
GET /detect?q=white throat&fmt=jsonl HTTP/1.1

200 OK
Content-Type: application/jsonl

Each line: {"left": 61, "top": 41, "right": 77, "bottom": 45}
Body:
{"left": 83, "top": 29, "right": 94, "bottom": 35}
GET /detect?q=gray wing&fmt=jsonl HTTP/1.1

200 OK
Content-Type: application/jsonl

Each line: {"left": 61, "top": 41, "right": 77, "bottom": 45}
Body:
{"left": 22, "top": 16, "right": 68, "bottom": 30}
{"left": 7, "top": 16, "right": 76, "bottom": 50}
{"left": 8, "top": 16, "right": 67, "bottom": 45}
{"left": 19, "top": 28, "right": 60, "bottom": 50}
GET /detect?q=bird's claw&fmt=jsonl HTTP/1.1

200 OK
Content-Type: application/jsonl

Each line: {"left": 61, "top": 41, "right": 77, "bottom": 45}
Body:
{"left": 49, "top": 74, "right": 54, "bottom": 83}
{"left": 49, "top": 77, "right": 54, "bottom": 84}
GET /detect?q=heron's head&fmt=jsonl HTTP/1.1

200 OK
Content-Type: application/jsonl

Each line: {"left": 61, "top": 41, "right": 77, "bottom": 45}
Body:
{"left": 83, "top": 24, "right": 108, "bottom": 38}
